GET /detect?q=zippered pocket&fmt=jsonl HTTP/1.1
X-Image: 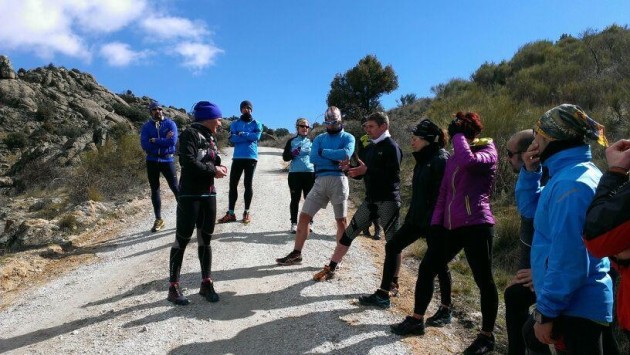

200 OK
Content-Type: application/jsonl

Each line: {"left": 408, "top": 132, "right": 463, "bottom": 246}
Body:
{"left": 465, "top": 195, "right": 472, "bottom": 215}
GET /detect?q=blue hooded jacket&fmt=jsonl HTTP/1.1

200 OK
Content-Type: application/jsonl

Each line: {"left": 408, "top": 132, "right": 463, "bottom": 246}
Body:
{"left": 282, "top": 135, "right": 314, "bottom": 173}
{"left": 140, "top": 117, "right": 178, "bottom": 163}
{"left": 516, "top": 145, "right": 613, "bottom": 323}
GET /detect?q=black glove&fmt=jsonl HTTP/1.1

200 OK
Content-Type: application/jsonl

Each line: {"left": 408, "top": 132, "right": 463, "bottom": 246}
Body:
{"left": 447, "top": 119, "right": 464, "bottom": 138}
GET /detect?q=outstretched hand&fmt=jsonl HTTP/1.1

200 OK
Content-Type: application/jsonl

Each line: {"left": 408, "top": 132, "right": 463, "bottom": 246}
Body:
{"left": 348, "top": 158, "right": 367, "bottom": 178}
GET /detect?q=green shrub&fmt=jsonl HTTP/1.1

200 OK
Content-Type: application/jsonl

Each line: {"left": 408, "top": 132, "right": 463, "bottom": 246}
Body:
{"left": 4, "top": 132, "right": 28, "bottom": 149}
{"left": 58, "top": 214, "right": 79, "bottom": 232}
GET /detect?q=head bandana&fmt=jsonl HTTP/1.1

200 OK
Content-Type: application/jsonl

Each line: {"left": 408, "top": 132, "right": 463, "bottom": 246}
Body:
{"left": 535, "top": 104, "right": 608, "bottom": 147}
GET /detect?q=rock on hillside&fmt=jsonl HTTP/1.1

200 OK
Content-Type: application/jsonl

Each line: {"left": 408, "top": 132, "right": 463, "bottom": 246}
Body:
{"left": 0, "top": 55, "right": 189, "bottom": 178}
{"left": 0, "top": 55, "right": 189, "bottom": 253}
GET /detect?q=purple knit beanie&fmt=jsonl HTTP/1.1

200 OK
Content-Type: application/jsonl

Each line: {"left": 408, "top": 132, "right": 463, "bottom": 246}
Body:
{"left": 192, "top": 101, "right": 222, "bottom": 121}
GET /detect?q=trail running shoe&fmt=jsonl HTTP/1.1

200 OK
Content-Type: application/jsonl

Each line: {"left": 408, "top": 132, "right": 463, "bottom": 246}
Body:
{"left": 425, "top": 306, "right": 452, "bottom": 327}
{"left": 390, "top": 316, "right": 425, "bottom": 336}
{"left": 290, "top": 223, "right": 297, "bottom": 234}
{"left": 242, "top": 211, "right": 251, "bottom": 224}
{"left": 167, "top": 284, "right": 190, "bottom": 306}
{"left": 358, "top": 292, "right": 391, "bottom": 309}
{"left": 313, "top": 265, "right": 335, "bottom": 281}
{"left": 218, "top": 212, "right": 236, "bottom": 223}
{"left": 276, "top": 251, "right": 302, "bottom": 265}
{"left": 199, "top": 281, "right": 219, "bottom": 302}
{"left": 151, "top": 218, "right": 165, "bottom": 232}
{"left": 463, "top": 333, "right": 495, "bottom": 354}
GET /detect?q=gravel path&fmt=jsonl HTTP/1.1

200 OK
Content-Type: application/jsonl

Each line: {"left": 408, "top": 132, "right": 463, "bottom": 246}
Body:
{"left": 0, "top": 146, "right": 411, "bottom": 354}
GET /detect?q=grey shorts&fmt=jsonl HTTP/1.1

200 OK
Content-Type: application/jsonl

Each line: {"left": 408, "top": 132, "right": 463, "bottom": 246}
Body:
{"left": 301, "top": 175, "right": 349, "bottom": 219}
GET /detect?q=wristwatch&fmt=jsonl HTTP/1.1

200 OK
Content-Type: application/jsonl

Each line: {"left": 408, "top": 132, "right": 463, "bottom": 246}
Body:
{"left": 533, "top": 308, "right": 555, "bottom": 324}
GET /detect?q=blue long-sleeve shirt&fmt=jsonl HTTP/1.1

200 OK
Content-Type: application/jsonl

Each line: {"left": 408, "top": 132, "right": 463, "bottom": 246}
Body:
{"left": 140, "top": 118, "right": 178, "bottom": 163}
{"left": 310, "top": 130, "right": 355, "bottom": 177}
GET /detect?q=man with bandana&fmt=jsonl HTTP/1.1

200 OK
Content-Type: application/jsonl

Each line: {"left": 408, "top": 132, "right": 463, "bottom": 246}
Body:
{"left": 516, "top": 104, "right": 617, "bottom": 354}
{"left": 140, "top": 101, "right": 179, "bottom": 233}
{"left": 276, "top": 106, "right": 355, "bottom": 279}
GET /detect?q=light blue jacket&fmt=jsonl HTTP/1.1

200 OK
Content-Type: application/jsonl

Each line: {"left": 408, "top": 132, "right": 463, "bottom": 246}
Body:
{"left": 516, "top": 145, "right": 613, "bottom": 323}
{"left": 283, "top": 135, "right": 314, "bottom": 173}
{"left": 310, "top": 130, "right": 355, "bottom": 177}
{"left": 229, "top": 118, "right": 263, "bottom": 160}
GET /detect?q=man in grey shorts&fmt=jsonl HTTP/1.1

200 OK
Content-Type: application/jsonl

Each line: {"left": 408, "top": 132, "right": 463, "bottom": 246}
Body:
{"left": 276, "top": 106, "right": 356, "bottom": 279}
{"left": 312, "top": 111, "right": 402, "bottom": 281}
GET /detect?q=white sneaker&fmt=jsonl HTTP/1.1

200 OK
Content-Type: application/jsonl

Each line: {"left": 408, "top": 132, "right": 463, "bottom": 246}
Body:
{"left": 290, "top": 223, "right": 297, "bottom": 234}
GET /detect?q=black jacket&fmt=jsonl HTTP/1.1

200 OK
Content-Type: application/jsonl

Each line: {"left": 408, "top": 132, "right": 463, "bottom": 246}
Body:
{"left": 404, "top": 145, "right": 449, "bottom": 231}
{"left": 359, "top": 136, "right": 403, "bottom": 203}
{"left": 177, "top": 123, "right": 221, "bottom": 196}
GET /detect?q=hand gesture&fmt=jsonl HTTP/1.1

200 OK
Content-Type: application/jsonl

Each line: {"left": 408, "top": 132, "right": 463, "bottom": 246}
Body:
{"left": 605, "top": 139, "right": 630, "bottom": 170}
{"left": 215, "top": 165, "right": 228, "bottom": 178}
{"left": 291, "top": 147, "right": 301, "bottom": 157}
{"left": 522, "top": 141, "right": 541, "bottom": 172}
{"left": 166, "top": 131, "right": 174, "bottom": 139}
{"left": 348, "top": 158, "right": 367, "bottom": 178}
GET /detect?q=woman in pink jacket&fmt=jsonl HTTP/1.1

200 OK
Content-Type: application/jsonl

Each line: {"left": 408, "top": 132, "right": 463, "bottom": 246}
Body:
{"left": 390, "top": 112, "right": 498, "bottom": 355}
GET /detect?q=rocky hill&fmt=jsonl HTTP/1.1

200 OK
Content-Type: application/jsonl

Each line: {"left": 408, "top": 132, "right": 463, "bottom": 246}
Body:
{"left": 0, "top": 55, "right": 188, "bottom": 254}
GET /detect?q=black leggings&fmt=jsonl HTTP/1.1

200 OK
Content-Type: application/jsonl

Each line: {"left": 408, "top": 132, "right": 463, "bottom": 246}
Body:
{"left": 505, "top": 282, "right": 536, "bottom": 354}
{"left": 288, "top": 172, "right": 315, "bottom": 223}
{"left": 523, "top": 315, "right": 619, "bottom": 354}
{"left": 229, "top": 159, "right": 257, "bottom": 211}
{"left": 146, "top": 160, "right": 178, "bottom": 219}
{"left": 169, "top": 195, "right": 216, "bottom": 283}
{"left": 381, "top": 222, "right": 451, "bottom": 299}
{"left": 415, "top": 224, "right": 498, "bottom": 333}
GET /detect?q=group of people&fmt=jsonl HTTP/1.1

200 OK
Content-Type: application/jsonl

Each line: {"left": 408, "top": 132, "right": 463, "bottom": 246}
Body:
{"left": 140, "top": 100, "right": 629, "bottom": 354}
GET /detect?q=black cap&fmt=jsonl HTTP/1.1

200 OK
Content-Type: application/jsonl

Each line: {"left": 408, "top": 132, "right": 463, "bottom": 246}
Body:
{"left": 412, "top": 119, "right": 441, "bottom": 142}
{"left": 240, "top": 100, "right": 253, "bottom": 111}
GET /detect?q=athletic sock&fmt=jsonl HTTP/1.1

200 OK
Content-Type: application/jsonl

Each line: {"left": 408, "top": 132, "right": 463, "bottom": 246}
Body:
{"left": 228, "top": 210, "right": 235, "bottom": 215}
{"left": 328, "top": 261, "right": 338, "bottom": 271}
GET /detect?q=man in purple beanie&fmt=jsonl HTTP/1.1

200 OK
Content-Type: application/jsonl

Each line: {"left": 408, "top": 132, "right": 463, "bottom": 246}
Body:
{"left": 167, "top": 101, "right": 228, "bottom": 306}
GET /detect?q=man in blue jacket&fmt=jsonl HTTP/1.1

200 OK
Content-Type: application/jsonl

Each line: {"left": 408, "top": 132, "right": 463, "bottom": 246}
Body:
{"left": 516, "top": 104, "right": 615, "bottom": 354}
{"left": 218, "top": 100, "right": 263, "bottom": 224}
{"left": 276, "top": 106, "right": 355, "bottom": 279}
{"left": 140, "top": 101, "right": 179, "bottom": 232}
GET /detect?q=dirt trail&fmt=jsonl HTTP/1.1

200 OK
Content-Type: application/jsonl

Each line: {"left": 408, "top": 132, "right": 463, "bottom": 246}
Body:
{"left": 0, "top": 146, "right": 472, "bottom": 354}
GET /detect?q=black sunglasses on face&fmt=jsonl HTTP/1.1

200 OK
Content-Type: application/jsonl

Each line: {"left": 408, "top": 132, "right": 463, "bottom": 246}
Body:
{"left": 297, "top": 125, "right": 310, "bottom": 129}
{"left": 151, "top": 108, "right": 162, "bottom": 112}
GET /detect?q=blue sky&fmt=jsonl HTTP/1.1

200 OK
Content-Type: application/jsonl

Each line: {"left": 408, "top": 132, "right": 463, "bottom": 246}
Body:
{"left": 1, "top": 1, "right": 629, "bottom": 129}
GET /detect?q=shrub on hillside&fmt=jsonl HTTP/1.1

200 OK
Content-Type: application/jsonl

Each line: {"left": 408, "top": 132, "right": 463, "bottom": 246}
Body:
{"left": 69, "top": 134, "right": 146, "bottom": 203}
{"left": 4, "top": 132, "right": 28, "bottom": 149}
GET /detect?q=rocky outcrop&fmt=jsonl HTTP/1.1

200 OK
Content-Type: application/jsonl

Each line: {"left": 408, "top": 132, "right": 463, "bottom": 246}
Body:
{"left": 0, "top": 55, "right": 16, "bottom": 80}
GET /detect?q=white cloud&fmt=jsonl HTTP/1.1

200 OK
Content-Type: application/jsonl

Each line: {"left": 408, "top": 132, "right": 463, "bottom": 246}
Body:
{"left": 100, "top": 42, "right": 150, "bottom": 67}
{"left": 140, "top": 16, "right": 209, "bottom": 41}
{"left": 174, "top": 42, "right": 224, "bottom": 72}
{"left": 0, "top": 0, "right": 222, "bottom": 72}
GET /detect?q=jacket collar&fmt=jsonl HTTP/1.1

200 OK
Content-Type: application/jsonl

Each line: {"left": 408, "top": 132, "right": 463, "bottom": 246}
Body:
{"left": 542, "top": 145, "right": 592, "bottom": 177}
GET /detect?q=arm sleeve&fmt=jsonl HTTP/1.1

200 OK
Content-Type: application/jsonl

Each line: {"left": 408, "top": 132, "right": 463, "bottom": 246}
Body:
{"left": 431, "top": 167, "right": 449, "bottom": 226}
{"left": 178, "top": 130, "right": 216, "bottom": 178}
{"left": 536, "top": 181, "right": 595, "bottom": 318}
{"left": 139, "top": 123, "right": 151, "bottom": 152}
{"left": 583, "top": 173, "right": 630, "bottom": 257}
{"left": 321, "top": 134, "right": 355, "bottom": 161}
{"left": 156, "top": 120, "right": 178, "bottom": 148}
{"left": 282, "top": 137, "right": 294, "bottom": 162}
{"left": 451, "top": 134, "right": 497, "bottom": 168}
{"left": 515, "top": 167, "right": 543, "bottom": 219}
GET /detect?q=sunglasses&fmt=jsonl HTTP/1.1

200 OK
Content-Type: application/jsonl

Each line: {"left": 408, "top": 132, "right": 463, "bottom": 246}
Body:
{"left": 297, "top": 125, "right": 310, "bottom": 129}
{"left": 151, "top": 108, "right": 163, "bottom": 112}
{"left": 324, "top": 120, "right": 340, "bottom": 126}
{"left": 506, "top": 149, "right": 523, "bottom": 158}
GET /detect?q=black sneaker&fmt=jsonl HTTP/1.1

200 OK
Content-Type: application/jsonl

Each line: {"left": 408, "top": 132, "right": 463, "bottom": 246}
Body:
{"left": 390, "top": 316, "right": 425, "bottom": 336}
{"left": 199, "top": 281, "right": 219, "bottom": 302}
{"left": 167, "top": 284, "right": 190, "bottom": 306}
{"left": 425, "top": 306, "right": 452, "bottom": 327}
{"left": 463, "top": 333, "right": 495, "bottom": 354}
{"left": 358, "top": 292, "right": 390, "bottom": 309}
{"left": 276, "top": 251, "right": 302, "bottom": 265}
